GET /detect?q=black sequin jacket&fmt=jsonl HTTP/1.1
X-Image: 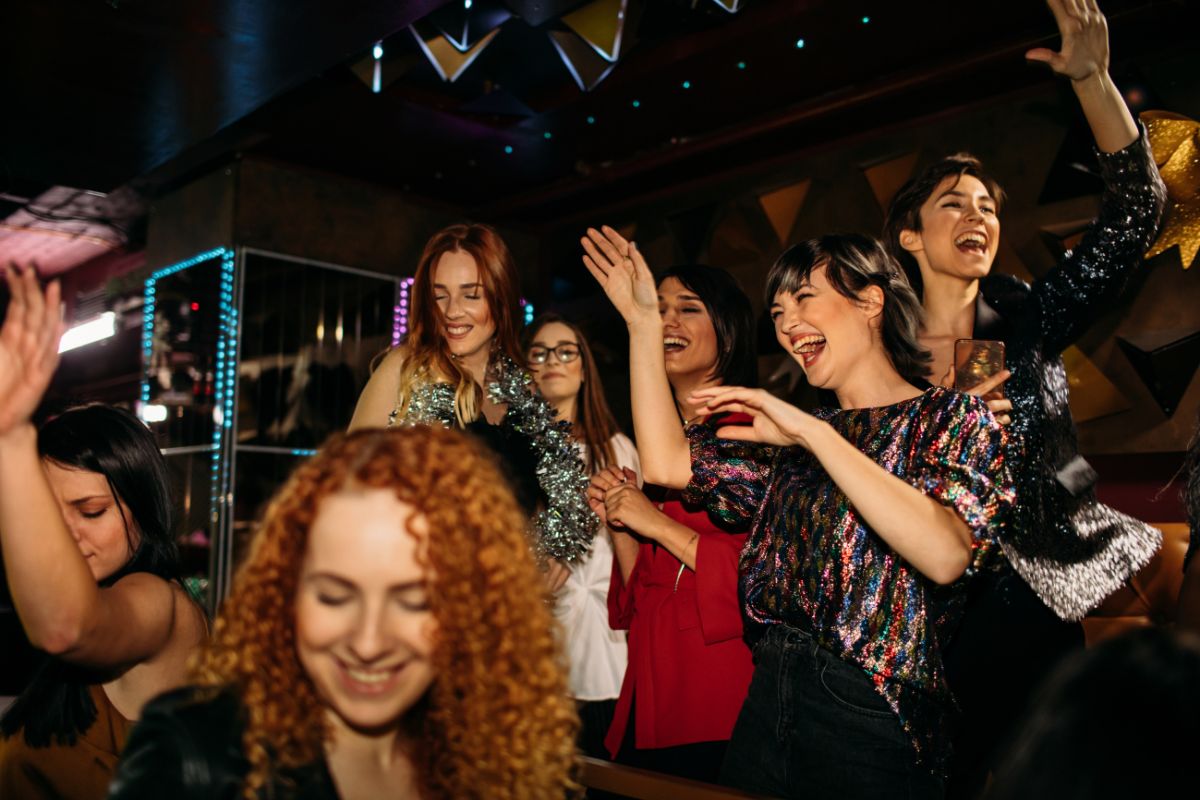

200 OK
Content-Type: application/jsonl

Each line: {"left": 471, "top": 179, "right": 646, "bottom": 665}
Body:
{"left": 975, "top": 128, "right": 1167, "bottom": 620}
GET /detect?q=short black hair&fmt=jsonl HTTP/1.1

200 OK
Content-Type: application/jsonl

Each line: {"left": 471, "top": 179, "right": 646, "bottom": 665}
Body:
{"left": 882, "top": 153, "right": 1006, "bottom": 295}
{"left": 766, "top": 234, "right": 932, "bottom": 386}
{"left": 657, "top": 264, "right": 758, "bottom": 388}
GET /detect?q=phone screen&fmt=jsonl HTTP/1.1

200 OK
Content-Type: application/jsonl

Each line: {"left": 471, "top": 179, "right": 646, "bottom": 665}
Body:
{"left": 954, "top": 339, "right": 1006, "bottom": 393}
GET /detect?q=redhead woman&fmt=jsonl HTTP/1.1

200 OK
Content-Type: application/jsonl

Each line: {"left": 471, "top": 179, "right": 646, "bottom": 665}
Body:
{"left": 580, "top": 243, "right": 761, "bottom": 783}
{"left": 0, "top": 266, "right": 207, "bottom": 799}
{"left": 523, "top": 313, "right": 641, "bottom": 759}
{"left": 350, "top": 223, "right": 594, "bottom": 564}
{"left": 586, "top": 231, "right": 1013, "bottom": 798}
{"left": 107, "top": 425, "right": 580, "bottom": 799}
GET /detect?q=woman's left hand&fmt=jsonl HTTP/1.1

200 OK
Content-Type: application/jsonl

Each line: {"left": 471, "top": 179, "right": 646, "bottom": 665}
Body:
{"left": 603, "top": 479, "right": 663, "bottom": 538}
{"left": 689, "top": 386, "right": 818, "bottom": 448}
{"left": 1026, "top": 0, "right": 1109, "bottom": 83}
{"left": 0, "top": 264, "right": 63, "bottom": 438}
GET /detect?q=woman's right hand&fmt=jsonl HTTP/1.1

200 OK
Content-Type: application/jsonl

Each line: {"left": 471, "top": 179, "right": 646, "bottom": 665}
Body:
{"left": 581, "top": 226, "right": 659, "bottom": 325}
{"left": 0, "top": 265, "right": 63, "bottom": 438}
{"left": 941, "top": 366, "right": 1013, "bottom": 426}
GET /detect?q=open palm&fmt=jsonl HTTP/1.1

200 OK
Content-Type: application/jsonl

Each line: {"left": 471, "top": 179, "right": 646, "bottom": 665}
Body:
{"left": 1026, "top": 0, "right": 1109, "bottom": 82}
{"left": 0, "top": 266, "right": 64, "bottom": 436}
{"left": 581, "top": 226, "right": 658, "bottom": 323}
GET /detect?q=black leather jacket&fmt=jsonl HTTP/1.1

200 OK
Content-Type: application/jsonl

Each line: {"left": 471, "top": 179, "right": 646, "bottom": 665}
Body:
{"left": 976, "top": 128, "right": 1167, "bottom": 621}
{"left": 107, "top": 686, "right": 337, "bottom": 800}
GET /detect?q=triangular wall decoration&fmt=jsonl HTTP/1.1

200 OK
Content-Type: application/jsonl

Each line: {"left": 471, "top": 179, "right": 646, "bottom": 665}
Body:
{"left": 410, "top": 24, "right": 499, "bottom": 83}
{"left": 758, "top": 180, "right": 810, "bottom": 246}
{"left": 862, "top": 152, "right": 919, "bottom": 212}
{"left": 709, "top": 206, "right": 766, "bottom": 267}
{"left": 428, "top": 1, "right": 512, "bottom": 52}
{"left": 548, "top": 29, "right": 616, "bottom": 91}
{"left": 1061, "top": 346, "right": 1134, "bottom": 424}
{"left": 1117, "top": 328, "right": 1200, "bottom": 417}
{"left": 561, "top": 0, "right": 628, "bottom": 62}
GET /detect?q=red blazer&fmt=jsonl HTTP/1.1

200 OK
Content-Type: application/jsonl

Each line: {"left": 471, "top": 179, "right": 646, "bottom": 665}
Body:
{"left": 605, "top": 421, "right": 755, "bottom": 755}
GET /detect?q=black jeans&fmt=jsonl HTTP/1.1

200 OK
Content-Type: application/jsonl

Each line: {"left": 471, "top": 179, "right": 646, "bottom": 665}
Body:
{"left": 720, "top": 625, "right": 944, "bottom": 800}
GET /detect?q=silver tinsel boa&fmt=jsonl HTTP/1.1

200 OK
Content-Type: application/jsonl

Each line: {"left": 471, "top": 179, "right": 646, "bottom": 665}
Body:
{"left": 393, "top": 356, "right": 598, "bottom": 563}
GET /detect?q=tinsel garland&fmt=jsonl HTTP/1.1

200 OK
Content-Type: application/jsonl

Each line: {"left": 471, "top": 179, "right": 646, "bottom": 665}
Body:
{"left": 394, "top": 356, "right": 598, "bottom": 562}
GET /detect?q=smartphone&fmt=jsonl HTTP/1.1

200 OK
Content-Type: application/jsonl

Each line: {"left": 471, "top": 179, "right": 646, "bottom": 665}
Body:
{"left": 954, "top": 339, "right": 1006, "bottom": 393}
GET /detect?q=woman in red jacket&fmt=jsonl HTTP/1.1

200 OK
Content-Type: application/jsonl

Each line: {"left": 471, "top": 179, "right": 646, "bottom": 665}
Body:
{"left": 584, "top": 242, "right": 767, "bottom": 783}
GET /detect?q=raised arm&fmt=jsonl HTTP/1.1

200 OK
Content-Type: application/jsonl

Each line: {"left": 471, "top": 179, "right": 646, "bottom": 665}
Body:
{"left": 0, "top": 267, "right": 178, "bottom": 669}
{"left": 1025, "top": 0, "right": 1167, "bottom": 354}
{"left": 582, "top": 227, "right": 692, "bottom": 487}
{"left": 1026, "top": 0, "right": 1137, "bottom": 154}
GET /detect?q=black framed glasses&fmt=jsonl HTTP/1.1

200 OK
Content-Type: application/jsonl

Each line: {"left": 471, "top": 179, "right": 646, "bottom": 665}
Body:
{"left": 528, "top": 344, "right": 581, "bottom": 364}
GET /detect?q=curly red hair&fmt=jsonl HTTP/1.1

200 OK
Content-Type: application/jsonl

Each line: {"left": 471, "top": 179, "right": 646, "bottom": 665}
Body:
{"left": 193, "top": 426, "right": 580, "bottom": 798}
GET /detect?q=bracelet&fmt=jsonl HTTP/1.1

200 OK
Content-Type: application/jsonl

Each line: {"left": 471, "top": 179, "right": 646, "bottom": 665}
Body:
{"left": 673, "top": 533, "right": 700, "bottom": 592}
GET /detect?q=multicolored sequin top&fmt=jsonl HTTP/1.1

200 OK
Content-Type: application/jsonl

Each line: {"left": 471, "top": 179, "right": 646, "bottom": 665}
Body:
{"left": 684, "top": 387, "right": 1014, "bottom": 770}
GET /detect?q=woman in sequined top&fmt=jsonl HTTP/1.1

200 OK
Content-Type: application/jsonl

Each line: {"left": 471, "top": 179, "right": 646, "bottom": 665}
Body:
{"left": 349, "top": 223, "right": 595, "bottom": 565}
{"left": 586, "top": 231, "right": 1013, "bottom": 798}
{"left": 883, "top": 2, "right": 1167, "bottom": 794}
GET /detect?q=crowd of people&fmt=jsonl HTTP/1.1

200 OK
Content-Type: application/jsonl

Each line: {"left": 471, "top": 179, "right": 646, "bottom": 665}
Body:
{"left": 0, "top": 2, "right": 1196, "bottom": 798}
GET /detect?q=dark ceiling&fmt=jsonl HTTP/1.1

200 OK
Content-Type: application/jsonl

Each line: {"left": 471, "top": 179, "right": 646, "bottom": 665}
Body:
{"left": 4, "top": 0, "right": 1198, "bottom": 241}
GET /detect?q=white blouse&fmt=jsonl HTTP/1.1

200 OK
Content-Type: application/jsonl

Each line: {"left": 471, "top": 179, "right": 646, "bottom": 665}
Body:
{"left": 554, "top": 433, "right": 641, "bottom": 701}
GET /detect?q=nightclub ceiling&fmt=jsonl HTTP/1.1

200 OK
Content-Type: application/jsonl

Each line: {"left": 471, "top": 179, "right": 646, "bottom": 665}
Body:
{"left": 2, "top": 0, "right": 1198, "bottom": 271}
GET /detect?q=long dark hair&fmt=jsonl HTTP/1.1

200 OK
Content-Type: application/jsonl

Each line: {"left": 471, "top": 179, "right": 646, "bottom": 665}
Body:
{"left": 657, "top": 264, "right": 758, "bottom": 388}
{"left": 765, "top": 234, "right": 932, "bottom": 386}
{"left": 523, "top": 313, "right": 620, "bottom": 474}
{"left": 0, "top": 405, "right": 187, "bottom": 747}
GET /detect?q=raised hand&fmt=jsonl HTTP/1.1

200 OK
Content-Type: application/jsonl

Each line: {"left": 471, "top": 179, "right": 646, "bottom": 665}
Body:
{"left": 1026, "top": 0, "right": 1109, "bottom": 82}
{"left": 581, "top": 226, "right": 659, "bottom": 324}
{"left": 690, "top": 386, "right": 816, "bottom": 449}
{"left": 0, "top": 265, "right": 64, "bottom": 436}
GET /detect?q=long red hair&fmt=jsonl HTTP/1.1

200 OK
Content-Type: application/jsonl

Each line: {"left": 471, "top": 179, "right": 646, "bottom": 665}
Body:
{"left": 394, "top": 223, "right": 525, "bottom": 425}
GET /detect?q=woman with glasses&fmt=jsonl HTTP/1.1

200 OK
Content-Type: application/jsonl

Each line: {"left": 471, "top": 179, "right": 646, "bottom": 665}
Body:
{"left": 350, "top": 223, "right": 595, "bottom": 567}
{"left": 524, "top": 313, "right": 641, "bottom": 760}
{"left": 582, "top": 245, "right": 763, "bottom": 784}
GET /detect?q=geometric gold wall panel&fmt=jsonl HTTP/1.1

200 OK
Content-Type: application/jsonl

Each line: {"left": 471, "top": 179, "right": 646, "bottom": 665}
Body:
{"left": 1062, "top": 345, "right": 1134, "bottom": 424}
{"left": 862, "top": 152, "right": 919, "bottom": 212}
{"left": 758, "top": 180, "right": 810, "bottom": 246}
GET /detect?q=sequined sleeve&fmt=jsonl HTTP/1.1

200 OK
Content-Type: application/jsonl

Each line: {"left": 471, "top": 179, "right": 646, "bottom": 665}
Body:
{"left": 1033, "top": 126, "right": 1167, "bottom": 356}
{"left": 682, "top": 415, "right": 776, "bottom": 529}
{"left": 906, "top": 391, "right": 1015, "bottom": 547}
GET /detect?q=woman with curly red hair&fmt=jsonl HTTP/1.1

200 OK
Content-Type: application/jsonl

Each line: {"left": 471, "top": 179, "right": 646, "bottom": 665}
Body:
{"left": 107, "top": 425, "right": 580, "bottom": 799}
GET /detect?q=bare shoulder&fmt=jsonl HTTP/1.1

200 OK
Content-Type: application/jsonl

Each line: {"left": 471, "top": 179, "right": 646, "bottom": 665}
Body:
{"left": 350, "top": 346, "right": 407, "bottom": 430}
{"left": 170, "top": 582, "right": 208, "bottom": 645}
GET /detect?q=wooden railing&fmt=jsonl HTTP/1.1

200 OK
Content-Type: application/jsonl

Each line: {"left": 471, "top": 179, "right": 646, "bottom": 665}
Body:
{"left": 579, "top": 757, "right": 775, "bottom": 800}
